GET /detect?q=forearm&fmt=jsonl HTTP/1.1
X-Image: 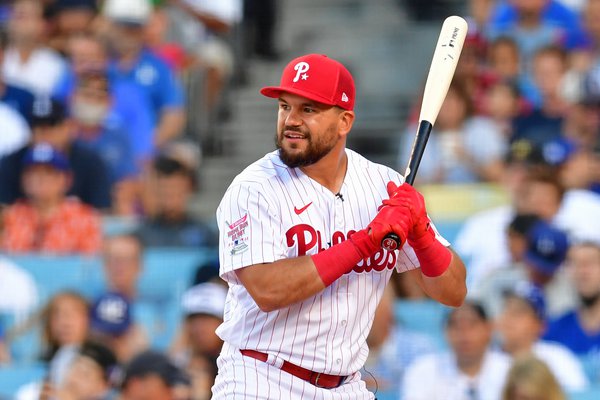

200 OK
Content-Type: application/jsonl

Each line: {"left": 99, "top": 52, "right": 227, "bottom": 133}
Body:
{"left": 154, "top": 109, "right": 186, "bottom": 147}
{"left": 410, "top": 248, "right": 467, "bottom": 306}
{"left": 235, "top": 256, "right": 326, "bottom": 312}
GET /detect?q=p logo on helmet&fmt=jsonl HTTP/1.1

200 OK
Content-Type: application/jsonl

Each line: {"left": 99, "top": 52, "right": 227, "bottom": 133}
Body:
{"left": 292, "top": 62, "right": 310, "bottom": 83}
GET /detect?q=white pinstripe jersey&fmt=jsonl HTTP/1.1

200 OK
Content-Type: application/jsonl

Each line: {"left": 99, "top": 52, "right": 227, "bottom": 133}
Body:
{"left": 216, "top": 149, "right": 449, "bottom": 376}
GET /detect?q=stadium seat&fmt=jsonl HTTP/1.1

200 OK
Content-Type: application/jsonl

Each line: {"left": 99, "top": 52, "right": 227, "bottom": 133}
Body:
{"left": 394, "top": 299, "right": 449, "bottom": 348}
{"left": 0, "top": 362, "right": 46, "bottom": 397}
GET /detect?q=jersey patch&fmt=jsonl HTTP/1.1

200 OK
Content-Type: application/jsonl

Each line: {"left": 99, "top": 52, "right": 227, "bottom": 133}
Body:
{"left": 227, "top": 214, "right": 249, "bottom": 255}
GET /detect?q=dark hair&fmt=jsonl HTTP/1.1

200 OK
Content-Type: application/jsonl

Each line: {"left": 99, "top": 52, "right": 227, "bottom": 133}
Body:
{"left": 508, "top": 214, "right": 541, "bottom": 236}
{"left": 533, "top": 45, "right": 568, "bottom": 68}
{"left": 79, "top": 341, "right": 118, "bottom": 381}
{"left": 153, "top": 155, "right": 197, "bottom": 187}
{"left": 445, "top": 300, "right": 488, "bottom": 327}
{"left": 0, "top": 29, "right": 7, "bottom": 50}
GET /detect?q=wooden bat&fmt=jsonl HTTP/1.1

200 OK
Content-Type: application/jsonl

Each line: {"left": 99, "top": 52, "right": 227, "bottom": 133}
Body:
{"left": 381, "top": 15, "right": 468, "bottom": 252}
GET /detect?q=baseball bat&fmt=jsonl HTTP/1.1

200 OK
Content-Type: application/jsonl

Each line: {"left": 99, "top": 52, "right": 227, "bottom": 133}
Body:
{"left": 381, "top": 15, "right": 468, "bottom": 252}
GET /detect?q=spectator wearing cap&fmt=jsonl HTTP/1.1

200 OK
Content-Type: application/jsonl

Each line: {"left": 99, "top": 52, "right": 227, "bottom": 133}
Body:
{"left": 46, "top": 0, "right": 98, "bottom": 54}
{"left": 544, "top": 241, "right": 600, "bottom": 383}
{"left": 476, "top": 219, "right": 576, "bottom": 318}
{"left": 89, "top": 292, "right": 149, "bottom": 363}
{"left": 495, "top": 280, "right": 588, "bottom": 392}
{"left": 401, "top": 301, "right": 511, "bottom": 400}
{"left": 0, "top": 29, "right": 35, "bottom": 121}
{"left": 46, "top": 341, "right": 119, "bottom": 400}
{"left": 2, "top": 0, "right": 67, "bottom": 95}
{"left": 120, "top": 350, "right": 190, "bottom": 400}
{"left": 0, "top": 142, "right": 101, "bottom": 254}
{"left": 0, "top": 97, "right": 112, "bottom": 209}
{"left": 170, "top": 282, "right": 226, "bottom": 400}
{"left": 136, "top": 154, "right": 217, "bottom": 248}
{"left": 101, "top": 0, "right": 186, "bottom": 149}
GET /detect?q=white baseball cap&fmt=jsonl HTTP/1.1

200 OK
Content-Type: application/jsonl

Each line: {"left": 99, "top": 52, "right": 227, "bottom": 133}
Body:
{"left": 181, "top": 283, "right": 227, "bottom": 320}
{"left": 103, "top": 0, "right": 152, "bottom": 26}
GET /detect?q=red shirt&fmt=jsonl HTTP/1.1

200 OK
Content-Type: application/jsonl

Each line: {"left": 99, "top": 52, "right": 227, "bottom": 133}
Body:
{"left": 1, "top": 198, "right": 101, "bottom": 255}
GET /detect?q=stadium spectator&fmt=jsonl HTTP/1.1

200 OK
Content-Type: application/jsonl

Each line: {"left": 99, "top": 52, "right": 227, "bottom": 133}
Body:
{"left": 137, "top": 154, "right": 217, "bottom": 248}
{"left": 476, "top": 219, "right": 576, "bottom": 318}
{"left": 2, "top": 0, "right": 67, "bottom": 95}
{"left": 542, "top": 137, "right": 600, "bottom": 192}
{"left": 495, "top": 281, "right": 588, "bottom": 392}
{"left": 544, "top": 241, "right": 600, "bottom": 383}
{"left": 53, "top": 33, "right": 155, "bottom": 165}
{"left": 0, "top": 256, "right": 38, "bottom": 322}
{"left": 512, "top": 46, "right": 570, "bottom": 145}
{"left": 487, "top": 36, "right": 522, "bottom": 83}
{"left": 171, "top": 282, "right": 226, "bottom": 400}
{"left": 42, "top": 341, "right": 119, "bottom": 400}
{"left": 0, "top": 97, "right": 112, "bottom": 209}
{"left": 362, "top": 286, "right": 438, "bottom": 398}
{"left": 102, "top": 0, "right": 186, "bottom": 149}
{"left": 144, "top": 6, "right": 189, "bottom": 73}
{"left": 89, "top": 292, "right": 149, "bottom": 363}
{"left": 120, "top": 350, "right": 190, "bottom": 400}
{"left": 0, "top": 28, "right": 35, "bottom": 121}
{"left": 70, "top": 71, "right": 140, "bottom": 215}
{"left": 482, "top": 79, "right": 522, "bottom": 138}
{"left": 40, "top": 291, "right": 90, "bottom": 388}
{"left": 0, "top": 143, "right": 102, "bottom": 254}
{"left": 46, "top": 0, "right": 98, "bottom": 55}
{"left": 102, "top": 234, "right": 143, "bottom": 301}
{"left": 501, "top": 354, "right": 567, "bottom": 400}
{"left": 398, "top": 81, "right": 506, "bottom": 183}
{"left": 165, "top": 0, "right": 242, "bottom": 110}
{"left": 0, "top": 321, "right": 9, "bottom": 365}
{"left": 401, "top": 301, "right": 511, "bottom": 400}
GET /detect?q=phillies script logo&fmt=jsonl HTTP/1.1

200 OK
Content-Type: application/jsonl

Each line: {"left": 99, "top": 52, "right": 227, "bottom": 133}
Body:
{"left": 286, "top": 224, "right": 397, "bottom": 273}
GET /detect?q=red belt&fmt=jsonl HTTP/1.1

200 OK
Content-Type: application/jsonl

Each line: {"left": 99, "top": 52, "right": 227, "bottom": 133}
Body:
{"left": 240, "top": 349, "right": 347, "bottom": 389}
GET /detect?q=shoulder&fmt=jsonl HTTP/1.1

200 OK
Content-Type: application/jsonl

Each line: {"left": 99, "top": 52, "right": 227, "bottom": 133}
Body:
{"left": 62, "top": 198, "right": 99, "bottom": 216}
{"left": 534, "top": 340, "right": 579, "bottom": 362}
{"left": 33, "top": 47, "right": 66, "bottom": 67}
{"left": 227, "top": 151, "right": 290, "bottom": 191}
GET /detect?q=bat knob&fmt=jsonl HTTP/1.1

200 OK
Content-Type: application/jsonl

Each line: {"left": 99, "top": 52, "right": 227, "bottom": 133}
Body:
{"left": 381, "top": 233, "right": 401, "bottom": 251}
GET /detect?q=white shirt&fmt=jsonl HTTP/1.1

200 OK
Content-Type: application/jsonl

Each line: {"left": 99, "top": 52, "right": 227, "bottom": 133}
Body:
{"left": 0, "top": 257, "right": 38, "bottom": 322}
{"left": 401, "top": 350, "right": 511, "bottom": 400}
{"left": 455, "top": 190, "right": 600, "bottom": 293}
{"left": 216, "top": 149, "right": 448, "bottom": 376}
{"left": 532, "top": 341, "right": 589, "bottom": 392}
{"left": 0, "top": 101, "right": 30, "bottom": 158}
{"left": 2, "top": 47, "right": 66, "bottom": 95}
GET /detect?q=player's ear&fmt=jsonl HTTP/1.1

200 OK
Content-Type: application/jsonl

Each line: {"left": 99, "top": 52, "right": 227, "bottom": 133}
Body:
{"left": 337, "top": 110, "right": 355, "bottom": 138}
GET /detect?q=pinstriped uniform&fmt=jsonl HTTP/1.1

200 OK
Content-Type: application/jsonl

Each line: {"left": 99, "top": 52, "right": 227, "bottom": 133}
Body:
{"left": 212, "top": 149, "right": 449, "bottom": 399}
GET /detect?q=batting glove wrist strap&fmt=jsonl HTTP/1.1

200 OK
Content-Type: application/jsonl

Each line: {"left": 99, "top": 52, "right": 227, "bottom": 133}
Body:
{"left": 311, "top": 229, "right": 377, "bottom": 286}
{"left": 408, "top": 228, "right": 451, "bottom": 277}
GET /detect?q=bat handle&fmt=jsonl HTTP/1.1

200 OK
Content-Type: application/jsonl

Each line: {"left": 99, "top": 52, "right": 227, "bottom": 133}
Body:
{"left": 381, "top": 233, "right": 402, "bottom": 251}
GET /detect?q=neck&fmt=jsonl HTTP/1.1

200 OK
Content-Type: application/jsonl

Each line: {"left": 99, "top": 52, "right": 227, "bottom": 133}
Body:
{"left": 16, "top": 45, "right": 36, "bottom": 62}
{"left": 519, "top": 12, "right": 541, "bottom": 29}
{"left": 504, "top": 339, "right": 534, "bottom": 357}
{"left": 299, "top": 145, "right": 348, "bottom": 194}
{"left": 579, "top": 296, "right": 600, "bottom": 331}
{"left": 32, "top": 197, "right": 61, "bottom": 219}
{"left": 457, "top": 354, "right": 485, "bottom": 377}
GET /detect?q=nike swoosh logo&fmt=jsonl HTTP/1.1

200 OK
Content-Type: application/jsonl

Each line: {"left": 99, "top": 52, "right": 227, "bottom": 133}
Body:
{"left": 294, "top": 202, "right": 313, "bottom": 215}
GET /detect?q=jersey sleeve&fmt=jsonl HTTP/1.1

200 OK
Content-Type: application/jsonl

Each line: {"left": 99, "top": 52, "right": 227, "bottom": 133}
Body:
{"left": 217, "top": 181, "right": 285, "bottom": 283}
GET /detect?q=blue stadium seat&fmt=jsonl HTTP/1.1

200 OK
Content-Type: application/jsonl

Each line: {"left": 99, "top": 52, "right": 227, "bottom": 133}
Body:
{"left": 569, "top": 385, "right": 600, "bottom": 400}
{"left": 0, "top": 363, "right": 46, "bottom": 397}
{"left": 394, "top": 299, "right": 449, "bottom": 348}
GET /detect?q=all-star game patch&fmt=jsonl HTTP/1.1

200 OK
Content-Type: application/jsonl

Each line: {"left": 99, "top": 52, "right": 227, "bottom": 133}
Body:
{"left": 227, "top": 214, "right": 249, "bottom": 255}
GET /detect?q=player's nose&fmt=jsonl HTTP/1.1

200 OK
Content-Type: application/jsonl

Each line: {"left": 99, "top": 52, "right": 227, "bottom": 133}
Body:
{"left": 284, "top": 107, "right": 302, "bottom": 126}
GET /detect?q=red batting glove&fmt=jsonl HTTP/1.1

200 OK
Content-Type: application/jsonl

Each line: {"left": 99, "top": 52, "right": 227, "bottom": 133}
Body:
{"left": 383, "top": 181, "right": 451, "bottom": 277}
{"left": 367, "top": 202, "right": 413, "bottom": 249}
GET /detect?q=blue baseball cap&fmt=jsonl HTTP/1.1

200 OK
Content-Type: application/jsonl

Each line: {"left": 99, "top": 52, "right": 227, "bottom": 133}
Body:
{"left": 90, "top": 292, "right": 132, "bottom": 337}
{"left": 505, "top": 281, "right": 547, "bottom": 320}
{"left": 524, "top": 221, "right": 569, "bottom": 276}
{"left": 541, "top": 138, "right": 577, "bottom": 166}
{"left": 22, "top": 143, "right": 70, "bottom": 172}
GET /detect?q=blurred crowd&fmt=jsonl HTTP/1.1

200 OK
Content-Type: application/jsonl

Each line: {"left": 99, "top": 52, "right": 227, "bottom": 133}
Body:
{"left": 1, "top": 0, "right": 600, "bottom": 399}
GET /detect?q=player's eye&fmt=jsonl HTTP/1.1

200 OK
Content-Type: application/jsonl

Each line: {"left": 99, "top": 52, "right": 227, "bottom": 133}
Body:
{"left": 279, "top": 103, "right": 290, "bottom": 111}
{"left": 303, "top": 107, "right": 315, "bottom": 113}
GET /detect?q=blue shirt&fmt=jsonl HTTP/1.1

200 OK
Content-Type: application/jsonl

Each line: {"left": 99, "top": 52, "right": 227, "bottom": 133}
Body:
{"left": 511, "top": 109, "right": 563, "bottom": 147}
{"left": 108, "top": 49, "right": 185, "bottom": 125}
{"left": 75, "top": 119, "right": 139, "bottom": 184}
{"left": 53, "top": 69, "right": 155, "bottom": 162}
{"left": 544, "top": 311, "right": 600, "bottom": 383}
{"left": 1, "top": 83, "right": 35, "bottom": 121}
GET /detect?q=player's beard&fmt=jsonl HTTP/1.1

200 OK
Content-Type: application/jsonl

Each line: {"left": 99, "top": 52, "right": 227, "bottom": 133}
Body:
{"left": 276, "top": 125, "right": 338, "bottom": 168}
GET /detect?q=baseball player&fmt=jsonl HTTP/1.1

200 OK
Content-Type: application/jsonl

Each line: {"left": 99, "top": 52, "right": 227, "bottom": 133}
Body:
{"left": 212, "top": 53, "right": 467, "bottom": 399}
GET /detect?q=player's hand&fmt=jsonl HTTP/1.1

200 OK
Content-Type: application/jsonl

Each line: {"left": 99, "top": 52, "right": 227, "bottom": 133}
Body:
{"left": 383, "top": 182, "right": 431, "bottom": 242}
{"left": 367, "top": 199, "right": 413, "bottom": 250}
